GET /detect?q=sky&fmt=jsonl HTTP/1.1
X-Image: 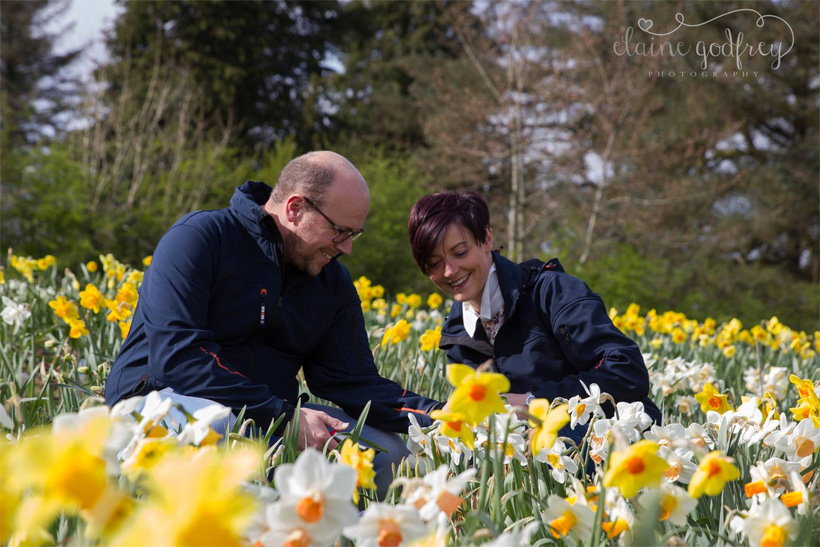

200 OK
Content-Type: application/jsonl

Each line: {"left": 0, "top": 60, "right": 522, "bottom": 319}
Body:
{"left": 51, "top": 0, "right": 121, "bottom": 79}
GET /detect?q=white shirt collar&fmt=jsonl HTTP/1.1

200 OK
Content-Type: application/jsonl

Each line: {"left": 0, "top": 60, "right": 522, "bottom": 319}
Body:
{"left": 462, "top": 262, "right": 504, "bottom": 338}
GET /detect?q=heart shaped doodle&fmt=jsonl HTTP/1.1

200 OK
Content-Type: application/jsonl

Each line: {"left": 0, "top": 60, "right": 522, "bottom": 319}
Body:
{"left": 637, "top": 18, "right": 653, "bottom": 32}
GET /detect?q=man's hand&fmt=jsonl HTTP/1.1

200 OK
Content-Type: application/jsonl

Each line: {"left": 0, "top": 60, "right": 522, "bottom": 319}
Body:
{"left": 295, "top": 408, "right": 349, "bottom": 451}
{"left": 504, "top": 392, "right": 530, "bottom": 420}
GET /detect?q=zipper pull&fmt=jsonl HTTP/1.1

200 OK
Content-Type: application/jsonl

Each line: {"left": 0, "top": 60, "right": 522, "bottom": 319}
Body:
{"left": 259, "top": 288, "right": 267, "bottom": 326}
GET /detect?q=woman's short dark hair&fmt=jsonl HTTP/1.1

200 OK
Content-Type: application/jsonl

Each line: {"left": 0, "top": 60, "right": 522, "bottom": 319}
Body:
{"left": 408, "top": 191, "right": 491, "bottom": 274}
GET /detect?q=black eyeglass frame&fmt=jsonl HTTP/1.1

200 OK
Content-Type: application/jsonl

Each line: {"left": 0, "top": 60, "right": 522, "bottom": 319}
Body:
{"left": 301, "top": 196, "right": 365, "bottom": 243}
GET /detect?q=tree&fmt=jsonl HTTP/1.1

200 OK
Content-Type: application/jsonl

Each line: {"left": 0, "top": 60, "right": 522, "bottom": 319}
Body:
{"left": 102, "top": 0, "right": 343, "bottom": 149}
{"left": 327, "top": 0, "right": 474, "bottom": 153}
{"left": 0, "top": 0, "right": 81, "bottom": 145}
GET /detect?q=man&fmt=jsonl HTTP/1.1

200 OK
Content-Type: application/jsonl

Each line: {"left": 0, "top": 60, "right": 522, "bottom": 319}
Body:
{"left": 105, "top": 151, "right": 441, "bottom": 495}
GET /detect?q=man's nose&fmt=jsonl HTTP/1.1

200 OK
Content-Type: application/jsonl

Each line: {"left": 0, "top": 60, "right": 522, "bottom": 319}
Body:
{"left": 335, "top": 236, "right": 354, "bottom": 256}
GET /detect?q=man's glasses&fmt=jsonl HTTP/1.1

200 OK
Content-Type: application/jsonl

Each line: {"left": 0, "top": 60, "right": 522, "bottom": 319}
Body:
{"left": 302, "top": 196, "right": 365, "bottom": 243}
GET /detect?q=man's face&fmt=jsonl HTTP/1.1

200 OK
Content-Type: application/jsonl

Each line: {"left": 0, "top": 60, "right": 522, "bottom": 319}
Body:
{"left": 285, "top": 175, "right": 369, "bottom": 276}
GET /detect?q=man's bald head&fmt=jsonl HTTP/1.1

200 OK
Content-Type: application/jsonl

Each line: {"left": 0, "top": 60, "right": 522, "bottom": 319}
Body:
{"left": 270, "top": 151, "right": 368, "bottom": 205}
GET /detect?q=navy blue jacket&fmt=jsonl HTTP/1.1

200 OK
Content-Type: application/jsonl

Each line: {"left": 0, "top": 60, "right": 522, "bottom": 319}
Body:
{"left": 439, "top": 253, "right": 662, "bottom": 423}
{"left": 105, "top": 181, "right": 440, "bottom": 432}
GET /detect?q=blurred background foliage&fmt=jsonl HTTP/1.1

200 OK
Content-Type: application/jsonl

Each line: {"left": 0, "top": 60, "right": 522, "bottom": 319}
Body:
{"left": 1, "top": 0, "right": 817, "bottom": 331}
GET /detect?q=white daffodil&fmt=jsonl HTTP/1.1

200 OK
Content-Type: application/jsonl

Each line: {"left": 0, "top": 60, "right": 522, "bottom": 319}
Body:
{"left": 1, "top": 296, "right": 30, "bottom": 326}
{"left": 270, "top": 448, "right": 358, "bottom": 544}
{"left": 684, "top": 423, "right": 715, "bottom": 453}
{"left": 745, "top": 457, "right": 804, "bottom": 499}
{"left": 137, "top": 390, "right": 175, "bottom": 435}
{"left": 657, "top": 445, "right": 697, "bottom": 484}
{"left": 643, "top": 423, "right": 687, "bottom": 450}
{"left": 588, "top": 418, "right": 614, "bottom": 465}
{"left": 402, "top": 465, "right": 476, "bottom": 522}
{"left": 432, "top": 434, "right": 472, "bottom": 466}
{"left": 534, "top": 439, "right": 578, "bottom": 484}
{"left": 567, "top": 382, "right": 605, "bottom": 429}
{"left": 343, "top": 503, "right": 429, "bottom": 547}
{"left": 674, "top": 395, "right": 698, "bottom": 417}
{"left": 769, "top": 418, "right": 820, "bottom": 461}
{"left": 639, "top": 483, "right": 697, "bottom": 527}
{"left": 474, "top": 413, "right": 527, "bottom": 466}
{"left": 601, "top": 494, "right": 634, "bottom": 542}
{"left": 407, "top": 413, "right": 436, "bottom": 459}
{"left": 481, "top": 521, "right": 540, "bottom": 547}
{"left": 177, "top": 403, "right": 232, "bottom": 446}
{"left": 541, "top": 494, "right": 595, "bottom": 542}
{"left": 611, "top": 401, "right": 653, "bottom": 442}
{"left": 741, "top": 499, "right": 798, "bottom": 547}
{"left": 783, "top": 471, "right": 811, "bottom": 516}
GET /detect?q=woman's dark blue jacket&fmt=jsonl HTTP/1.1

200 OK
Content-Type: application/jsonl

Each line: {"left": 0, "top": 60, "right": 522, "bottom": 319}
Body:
{"left": 104, "top": 181, "right": 440, "bottom": 432}
{"left": 439, "top": 253, "right": 662, "bottom": 423}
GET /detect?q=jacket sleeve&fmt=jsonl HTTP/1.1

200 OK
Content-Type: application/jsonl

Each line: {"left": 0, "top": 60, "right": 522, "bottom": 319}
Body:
{"left": 142, "top": 222, "right": 291, "bottom": 429}
{"left": 303, "top": 276, "right": 441, "bottom": 433}
{"left": 530, "top": 273, "right": 651, "bottom": 405}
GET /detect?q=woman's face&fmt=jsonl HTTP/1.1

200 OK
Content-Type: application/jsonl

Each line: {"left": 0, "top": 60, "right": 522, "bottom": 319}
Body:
{"left": 426, "top": 223, "right": 494, "bottom": 312}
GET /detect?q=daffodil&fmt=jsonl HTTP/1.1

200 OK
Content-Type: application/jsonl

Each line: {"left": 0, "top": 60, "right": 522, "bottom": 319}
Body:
{"left": 430, "top": 409, "right": 475, "bottom": 450}
{"left": 542, "top": 494, "right": 594, "bottom": 541}
{"left": 741, "top": 499, "right": 798, "bottom": 547}
{"left": 603, "top": 440, "right": 669, "bottom": 497}
{"left": 87, "top": 260, "right": 99, "bottom": 272}
{"left": 688, "top": 451, "right": 740, "bottom": 498}
{"left": 79, "top": 284, "right": 106, "bottom": 313}
{"left": 339, "top": 438, "right": 376, "bottom": 503}
{"left": 694, "top": 382, "right": 734, "bottom": 414}
{"left": 639, "top": 484, "right": 697, "bottom": 526}
{"left": 68, "top": 318, "right": 90, "bottom": 338}
{"left": 49, "top": 295, "right": 80, "bottom": 321}
{"left": 427, "top": 293, "right": 443, "bottom": 309}
{"left": 343, "top": 503, "right": 429, "bottom": 547}
{"left": 382, "top": 319, "right": 412, "bottom": 347}
{"left": 419, "top": 326, "right": 442, "bottom": 351}
{"left": 271, "top": 448, "right": 358, "bottom": 543}
{"left": 528, "top": 399, "right": 570, "bottom": 456}
{"left": 113, "top": 446, "right": 261, "bottom": 546}
{"left": 445, "top": 363, "right": 509, "bottom": 425}
{"left": 400, "top": 466, "right": 476, "bottom": 521}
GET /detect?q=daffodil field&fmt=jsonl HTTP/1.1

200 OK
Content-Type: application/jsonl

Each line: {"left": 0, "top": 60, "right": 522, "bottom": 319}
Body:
{"left": 1, "top": 253, "right": 819, "bottom": 547}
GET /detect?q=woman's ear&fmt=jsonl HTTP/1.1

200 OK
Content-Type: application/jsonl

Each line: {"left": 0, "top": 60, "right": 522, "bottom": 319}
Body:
{"left": 483, "top": 226, "right": 493, "bottom": 251}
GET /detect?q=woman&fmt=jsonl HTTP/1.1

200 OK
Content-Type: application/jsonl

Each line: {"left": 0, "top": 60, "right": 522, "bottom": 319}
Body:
{"left": 407, "top": 191, "right": 662, "bottom": 428}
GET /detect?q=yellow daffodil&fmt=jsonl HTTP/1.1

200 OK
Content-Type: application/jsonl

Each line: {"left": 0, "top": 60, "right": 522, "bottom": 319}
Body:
{"left": 427, "top": 293, "right": 443, "bottom": 309}
{"left": 790, "top": 374, "right": 817, "bottom": 401}
{"left": 49, "top": 295, "right": 80, "bottom": 322}
{"left": 446, "top": 364, "right": 510, "bottom": 426}
{"left": 688, "top": 451, "right": 740, "bottom": 498}
{"left": 603, "top": 440, "right": 669, "bottom": 498}
{"left": 114, "top": 446, "right": 261, "bottom": 546}
{"left": 79, "top": 284, "right": 106, "bottom": 314}
{"left": 381, "top": 319, "right": 411, "bottom": 347}
{"left": 86, "top": 261, "right": 99, "bottom": 272}
{"left": 529, "top": 399, "right": 570, "bottom": 456}
{"left": 68, "top": 319, "right": 90, "bottom": 338}
{"left": 694, "top": 383, "right": 733, "bottom": 414}
{"left": 430, "top": 410, "right": 475, "bottom": 450}
{"left": 339, "top": 438, "right": 376, "bottom": 504}
{"left": 142, "top": 255, "right": 152, "bottom": 267}
{"left": 420, "top": 327, "right": 442, "bottom": 352}
{"left": 407, "top": 294, "right": 422, "bottom": 309}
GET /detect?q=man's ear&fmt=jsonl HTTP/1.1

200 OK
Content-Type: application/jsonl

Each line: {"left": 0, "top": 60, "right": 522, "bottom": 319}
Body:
{"left": 284, "top": 195, "right": 303, "bottom": 223}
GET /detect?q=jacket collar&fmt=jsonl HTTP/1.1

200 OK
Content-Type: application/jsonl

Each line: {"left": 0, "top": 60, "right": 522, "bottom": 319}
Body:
{"left": 230, "top": 180, "right": 284, "bottom": 260}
